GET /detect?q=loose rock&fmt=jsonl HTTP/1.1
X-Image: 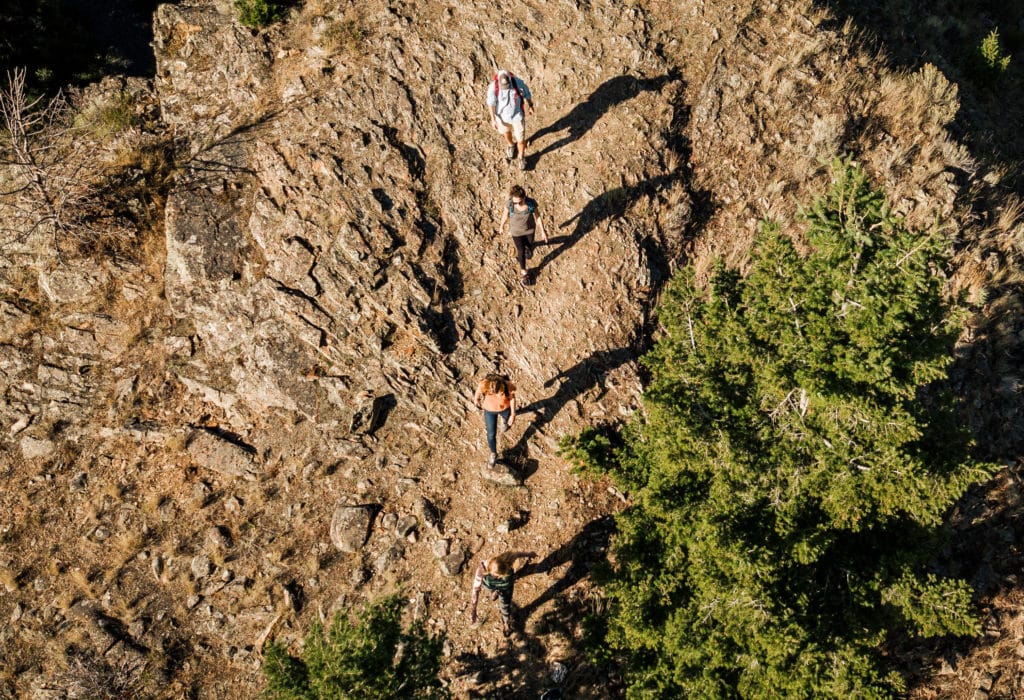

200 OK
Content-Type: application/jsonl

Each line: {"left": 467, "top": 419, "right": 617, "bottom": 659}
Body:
{"left": 330, "top": 505, "right": 375, "bottom": 553}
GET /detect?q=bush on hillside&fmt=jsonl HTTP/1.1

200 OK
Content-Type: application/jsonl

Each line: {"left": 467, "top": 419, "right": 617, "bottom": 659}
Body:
{"left": 979, "top": 29, "right": 1011, "bottom": 76}
{"left": 262, "top": 595, "right": 449, "bottom": 699}
{"left": 574, "top": 158, "right": 993, "bottom": 698}
{"left": 235, "top": 0, "right": 287, "bottom": 28}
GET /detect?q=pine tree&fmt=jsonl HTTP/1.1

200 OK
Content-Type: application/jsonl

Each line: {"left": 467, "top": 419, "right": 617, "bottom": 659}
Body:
{"left": 567, "top": 158, "right": 992, "bottom": 698}
{"left": 262, "top": 596, "right": 449, "bottom": 699}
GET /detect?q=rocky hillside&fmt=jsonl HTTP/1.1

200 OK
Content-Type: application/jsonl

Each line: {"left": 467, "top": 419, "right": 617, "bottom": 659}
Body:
{"left": 1, "top": 0, "right": 1021, "bottom": 697}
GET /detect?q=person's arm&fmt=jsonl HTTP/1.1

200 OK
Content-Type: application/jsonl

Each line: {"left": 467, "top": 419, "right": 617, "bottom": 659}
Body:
{"left": 486, "top": 90, "right": 499, "bottom": 127}
{"left": 535, "top": 210, "right": 547, "bottom": 242}
{"left": 513, "top": 551, "right": 536, "bottom": 567}
{"left": 498, "top": 205, "right": 510, "bottom": 236}
{"left": 507, "top": 383, "right": 517, "bottom": 426}
{"left": 519, "top": 79, "right": 535, "bottom": 116}
{"left": 470, "top": 561, "right": 486, "bottom": 623}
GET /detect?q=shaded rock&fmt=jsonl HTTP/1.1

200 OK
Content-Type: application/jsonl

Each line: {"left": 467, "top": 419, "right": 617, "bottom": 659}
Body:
{"left": 395, "top": 514, "right": 418, "bottom": 538}
{"left": 415, "top": 496, "right": 442, "bottom": 532}
{"left": 187, "top": 430, "right": 259, "bottom": 481}
{"left": 374, "top": 540, "right": 405, "bottom": 574}
{"left": 440, "top": 543, "right": 467, "bottom": 576}
{"left": 205, "top": 526, "right": 233, "bottom": 551}
{"left": 330, "top": 505, "right": 375, "bottom": 553}
{"left": 480, "top": 462, "right": 519, "bottom": 487}
{"left": 350, "top": 393, "right": 394, "bottom": 435}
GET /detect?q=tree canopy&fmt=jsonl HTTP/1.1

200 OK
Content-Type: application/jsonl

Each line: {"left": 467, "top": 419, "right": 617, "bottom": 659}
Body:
{"left": 566, "top": 159, "right": 992, "bottom": 698}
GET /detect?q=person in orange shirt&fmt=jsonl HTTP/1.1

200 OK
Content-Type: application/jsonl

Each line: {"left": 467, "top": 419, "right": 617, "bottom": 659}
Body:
{"left": 473, "top": 373, "right": 516, "bottom": 466}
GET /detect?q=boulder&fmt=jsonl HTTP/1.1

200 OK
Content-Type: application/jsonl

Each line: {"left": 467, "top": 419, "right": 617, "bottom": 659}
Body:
{"left": 330, "top": 505, "right": 374, "bottom": 553}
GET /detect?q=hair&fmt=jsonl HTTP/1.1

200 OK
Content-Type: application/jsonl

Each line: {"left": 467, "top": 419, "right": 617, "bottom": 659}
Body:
{"left": 487, "top": 556, "right": 513, "bottom": 576}
{"left": 482, "top": 373, "right": 509, "bottom": 396}
{"left": 509, "top": 185, "right": 526, "bottom": 200}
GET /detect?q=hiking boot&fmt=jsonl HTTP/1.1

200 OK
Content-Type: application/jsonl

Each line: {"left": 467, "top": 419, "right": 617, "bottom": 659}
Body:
{"left": 505, "top": 145, "right": 515, "bottom": 161}
{"left": 488, "top": 452, "right": 497, "bottom": 467}
{"left": 517, "top": 157, "right": 526, "bottom": 171}
{"left": 520, "top": 271, "right": 531, "bottom": 287}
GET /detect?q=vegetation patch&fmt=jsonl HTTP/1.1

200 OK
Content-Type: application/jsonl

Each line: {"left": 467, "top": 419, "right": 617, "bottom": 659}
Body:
{"left": 263, "top": 595, "right": 449, "bottom": 699}
{"left": 566, "top": 158, "right": 995, "bottom": 697}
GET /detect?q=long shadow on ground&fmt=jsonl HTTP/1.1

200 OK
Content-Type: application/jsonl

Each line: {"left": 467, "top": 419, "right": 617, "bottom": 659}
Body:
{"left": 530, "top": 70, "right": 681, "bottom": 165}
{"left": 507, "top": 347, "right": 634, "bottom": 471}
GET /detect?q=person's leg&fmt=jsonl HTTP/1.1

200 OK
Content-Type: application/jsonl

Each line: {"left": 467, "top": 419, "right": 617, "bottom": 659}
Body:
{"left": 513, "top": 118, "right": 526, "bottom": 159}
{"left": 484, "top": 410, "right": 498, "bottom": 454}
{"left": 497, "top": 120, "right": 516, "bottom": 159}
{"left": 498, "top": 406, "right": 511, "bottom": 432}
{"left": 497, "top": 586, "right": 514, "bottom": 635}
{"left": 512, "top": 236, "right": 529, "bottom": 273}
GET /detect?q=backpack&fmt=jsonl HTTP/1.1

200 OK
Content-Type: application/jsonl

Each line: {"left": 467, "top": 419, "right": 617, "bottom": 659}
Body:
{"left": 508, "top": 198, "right": 536, "bottom": 218}
{"left": 493, "top": 72, "right": 524, "bottom": 110}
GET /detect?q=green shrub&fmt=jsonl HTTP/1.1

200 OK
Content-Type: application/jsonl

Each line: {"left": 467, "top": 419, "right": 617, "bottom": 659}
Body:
{"left": 262, "top": 596, "right": 449, "bottom": 699}
{"left": 583, "top": 158, "right": 993, "bottom": 698}
{"left": 979, "top": 29, "right": 1011, "bottom": 75}
{"left": 235, "top": 0, "right": 286, "bottom": 28}
{"left": 558, "top": 423, "right": 624, "bottom": 478}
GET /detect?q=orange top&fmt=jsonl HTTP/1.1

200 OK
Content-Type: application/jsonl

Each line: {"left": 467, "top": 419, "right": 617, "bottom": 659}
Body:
{"left": 475, "top": 378, "right": 516, "bottom": 412}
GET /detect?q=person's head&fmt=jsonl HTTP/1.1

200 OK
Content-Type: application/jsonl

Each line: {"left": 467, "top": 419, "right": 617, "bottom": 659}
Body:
{"left": 498, "top": 70, "right": 510, "bottom": 89}
{"left": 482, "top": 373, "right": 508, "bottom": 396}
{"left": 509, "top": 185, "right": 526, "bottom": 204}
{"left": 488, "top": 557, "right": 512, "bottom": 577}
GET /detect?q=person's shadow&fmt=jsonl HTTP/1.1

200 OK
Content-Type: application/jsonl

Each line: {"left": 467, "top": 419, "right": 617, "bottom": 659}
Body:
{"left": 507, "top": 346, "right": 635, "bottom": 468}
{"left": 533, "top": 171, "right": 679, "bottom": 276}
{"left": 530, "top": 70, "right": 681, "bottom": 164}
{"left": 517, "top": 516, "right": 616, "bottom": 623}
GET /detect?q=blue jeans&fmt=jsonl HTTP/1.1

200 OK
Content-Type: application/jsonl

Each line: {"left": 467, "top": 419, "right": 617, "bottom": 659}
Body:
{"left": 483, "top": 408, "right": 511, "bottom": 454}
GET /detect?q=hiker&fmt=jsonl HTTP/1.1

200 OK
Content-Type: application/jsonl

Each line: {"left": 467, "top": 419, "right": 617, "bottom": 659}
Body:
{"left": 498, "top": 185, "right": 548, "bottom": 287}
{"left": 486, "top": 69, "right": 534, "bottom": 170}
{"left": 469, "top": 550, "right": 536, "bottom": 636}
{"left": 474, "top": 373, "right": 517, "bottom": 465}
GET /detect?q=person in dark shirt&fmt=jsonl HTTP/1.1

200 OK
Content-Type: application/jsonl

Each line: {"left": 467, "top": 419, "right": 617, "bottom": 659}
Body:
{"left": 469, "top": 550, "right": 536, "bottom": 636}
{"left": 498, "top": 185, "right": 548, "bottom": 286}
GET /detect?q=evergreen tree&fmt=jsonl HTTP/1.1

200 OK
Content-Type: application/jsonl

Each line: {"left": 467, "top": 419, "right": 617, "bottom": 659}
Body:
{"left": 567, "top": 159, "right": 992, "bottom": 698}
{"left": 262, "top": 596, "right": 449, "bottom": 699}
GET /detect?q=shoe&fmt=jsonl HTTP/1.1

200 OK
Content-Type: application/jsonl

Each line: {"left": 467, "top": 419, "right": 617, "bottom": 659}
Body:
{"left": 520, "top": 271, "right": 531, "bottom": 287}
{"left": 506, "top": 145, "right": 515, "bottom": 160}
{"left": 488, "top": 453, "right": 497, "bottom": 467}
{"left": 517, "top": 157, "right": 526, "bottom": 171}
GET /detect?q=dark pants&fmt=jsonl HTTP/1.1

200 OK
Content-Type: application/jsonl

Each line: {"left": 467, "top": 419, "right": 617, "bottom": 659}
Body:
{"left": 484, "top": 408, "right": 510, "bottom": 454}
{"left": 484, "top": 574, "right": 515, "bottom": 623}
{"left": 512, "top": 233, "right": 535, "bottom": 270}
